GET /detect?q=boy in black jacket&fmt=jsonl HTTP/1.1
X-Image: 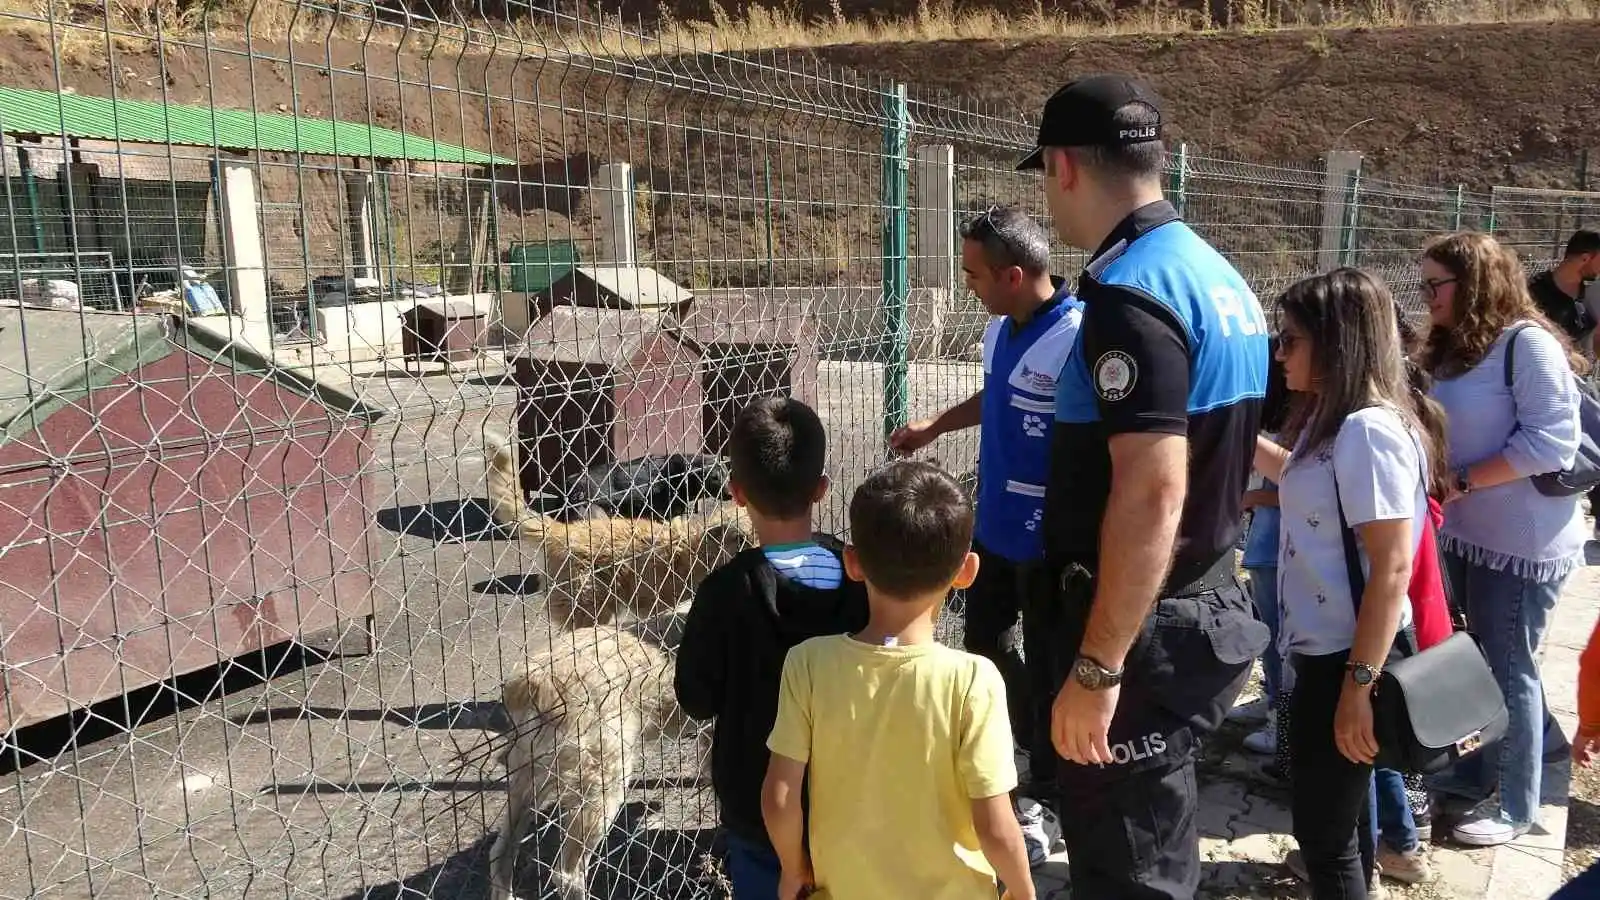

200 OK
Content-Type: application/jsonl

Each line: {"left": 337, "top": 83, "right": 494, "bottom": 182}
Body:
{"left": 675, "top": 397, "right": 869, "bottom": 900}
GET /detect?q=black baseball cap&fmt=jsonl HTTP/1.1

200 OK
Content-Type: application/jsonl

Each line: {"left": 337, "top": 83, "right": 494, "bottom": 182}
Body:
{"left": 1015, "top": 74, "right": 1165, "bottom": 172}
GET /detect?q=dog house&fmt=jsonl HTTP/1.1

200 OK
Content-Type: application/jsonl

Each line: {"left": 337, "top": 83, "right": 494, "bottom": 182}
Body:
{"left": 666, "top": 292, "right": 820, "bottom": 455}
{"left": 0, "top": 306, "right": 385, "bottom": 731}
{"left": 540, "top": 264, "right": 694, "bottom": 318}
{"left": 509, "top": 306, "right": 703, "bottom": 502}
{"left": 400, "top": 299, "right": 488, "bottom": 367}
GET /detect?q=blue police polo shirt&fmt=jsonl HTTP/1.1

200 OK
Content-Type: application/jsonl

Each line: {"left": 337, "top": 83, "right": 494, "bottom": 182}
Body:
{"left": 1044, "top": 201, "right": 1269, "bottom": 587}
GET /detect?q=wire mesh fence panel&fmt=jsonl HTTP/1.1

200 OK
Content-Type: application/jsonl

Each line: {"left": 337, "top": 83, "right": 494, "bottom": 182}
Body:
{"left": 1490, "top": 186, "right": 1600, "bottom": 265}
{"left": 0, "top": 2, "right": 1596, "bottom": 899}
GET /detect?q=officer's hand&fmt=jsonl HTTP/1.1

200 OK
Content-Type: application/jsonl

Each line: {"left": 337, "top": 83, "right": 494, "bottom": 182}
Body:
{"left": 1051, "top": 680, "right": 1120, "bottom": 766}
{"left": 1334, "top": 684, "right": 1379, "bottom": 765}
{"left": 888, "top": 419, "right": 939, "bottom": 455}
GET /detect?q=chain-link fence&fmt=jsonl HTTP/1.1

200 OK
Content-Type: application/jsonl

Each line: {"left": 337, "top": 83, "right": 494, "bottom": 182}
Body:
{"left": 0, "top": 2, "right": 1595, "bottom": 899}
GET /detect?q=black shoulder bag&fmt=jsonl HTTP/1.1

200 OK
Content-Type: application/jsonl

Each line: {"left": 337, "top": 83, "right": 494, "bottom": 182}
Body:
{"left": 1503, "top": 322, "right": 1600, "bottom": 497}
{"left": 1334, "top": 469, "right": 1507, "bottom": 775}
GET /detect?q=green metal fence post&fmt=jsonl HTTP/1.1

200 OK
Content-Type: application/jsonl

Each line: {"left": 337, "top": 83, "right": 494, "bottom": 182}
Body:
{"left": 1169, "top": 142, "right": 1189, "bottom": 218}
{"left": 17, "top": 147, "right": 44, "bottom": 253}
{"left": 1452, "top": 184, "right": 1465, "bottom": 232}
{"left": 1340, "top": 162, "right": 1362, "bottom": 267}
{"left": 881, "top": 82, "right": 911, "bottom": 444}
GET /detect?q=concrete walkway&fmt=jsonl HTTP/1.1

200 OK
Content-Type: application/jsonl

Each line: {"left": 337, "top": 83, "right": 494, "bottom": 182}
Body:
{"left": 1028, "top": 561, "right": 1600, "bottom": 900}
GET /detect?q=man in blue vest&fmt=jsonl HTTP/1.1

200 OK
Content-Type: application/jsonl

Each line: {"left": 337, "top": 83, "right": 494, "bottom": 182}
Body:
{"left": 890, "top": 205, "right": 1081, "bottom": 866}
{"left": 1017, "top": 75, "right": 1271, "bottom": 899}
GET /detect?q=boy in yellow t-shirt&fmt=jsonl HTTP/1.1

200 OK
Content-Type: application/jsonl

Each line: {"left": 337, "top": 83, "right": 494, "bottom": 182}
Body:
{"left": 760, "top": 459, "right": 1036, "bottom": 900}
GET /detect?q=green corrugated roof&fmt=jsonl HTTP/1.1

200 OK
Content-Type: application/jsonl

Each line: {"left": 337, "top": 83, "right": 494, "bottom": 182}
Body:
{"left": 0, "top": 85, "right": 514, "bottom": 166}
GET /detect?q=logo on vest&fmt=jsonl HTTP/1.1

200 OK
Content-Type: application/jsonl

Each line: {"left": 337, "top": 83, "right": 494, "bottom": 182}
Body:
{"left": 1022, "top": 414, "right": 1048, "bottom": 438}
{"left": 1099, "top": 731, "right": 1169, "bottom": 767}
{"left": 1019, "top": 363, "right": 1056, "bottom": 393}
{"left": 1094, "top": 351, "right": 1138, "bottom": 402}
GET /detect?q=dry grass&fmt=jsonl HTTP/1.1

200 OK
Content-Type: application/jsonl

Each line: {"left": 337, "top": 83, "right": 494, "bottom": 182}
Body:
{"left": 0, "top": 0, "right": 1594, "bottom": 70}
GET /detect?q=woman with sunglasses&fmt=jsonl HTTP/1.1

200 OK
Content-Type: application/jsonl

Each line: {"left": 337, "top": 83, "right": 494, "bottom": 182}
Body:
{"left": 1254, "top": 268, "right": 1449, "bottom": 898}
{"left": 1419, "top": 231, "right": 1588, "bottom": 847}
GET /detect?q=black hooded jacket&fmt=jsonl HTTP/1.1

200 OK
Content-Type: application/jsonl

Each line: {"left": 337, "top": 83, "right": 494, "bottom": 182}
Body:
{"left": 673, "top": 535, "right": 870, "bottom": 847}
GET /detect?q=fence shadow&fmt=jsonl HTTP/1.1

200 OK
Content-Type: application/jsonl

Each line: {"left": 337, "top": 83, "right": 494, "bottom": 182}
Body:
{"left": 472, "top": 574, "right": 545, "bottom": 596}
{"left": 344, "top": 803, "right": 727, "bottom": 900}
{"left": 376, "top": 498, "right": 506, "bottom": 543}
{"left": 229, "top": 700, "right": 511, "bottom": 732}
{"left": 0, "top": 639, "right": 340, "bottom": 777}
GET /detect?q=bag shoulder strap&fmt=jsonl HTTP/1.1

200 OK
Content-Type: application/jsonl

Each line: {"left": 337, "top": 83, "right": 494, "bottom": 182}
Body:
{"left": 1333, "top": 476, "right": 1366, "bottom": 614}
{"left": 1329, "top": 407, "right": 1429, "bottom": 616}
{"left": 1503, "top": 322, "right": 1536, "bottom": 388}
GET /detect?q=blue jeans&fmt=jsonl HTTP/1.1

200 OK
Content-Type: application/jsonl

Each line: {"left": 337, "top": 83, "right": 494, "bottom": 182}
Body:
{"left": 1244, "top": 566, "right": 1284, "bottom": 702}
{"left": 1437, "top": 551, "right": 1567, "bottom": 825}
{"left": 723, "top": 832, "right": 781, "bottom": 900}
{"left": 1371, "top": 768, "right": 1419, "bottom": 853}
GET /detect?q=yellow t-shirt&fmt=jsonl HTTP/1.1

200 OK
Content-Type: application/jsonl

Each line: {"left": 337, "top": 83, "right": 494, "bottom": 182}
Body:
{"left": 766, "top": 634, "right": 1018, "bottom": 900}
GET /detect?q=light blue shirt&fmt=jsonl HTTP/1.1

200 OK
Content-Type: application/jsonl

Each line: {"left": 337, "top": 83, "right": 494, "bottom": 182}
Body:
{"left": 1277, "top": 407, "right": 1422, "bottom": 658}
{"left": 763, "top": 543, "right": 843, "bottom": 590}
{"left": 1242, "top": 476, "right": 1281, "bottom": 570}
{"left": 1429, "top": 322, "right": 1585, "bottom": 581}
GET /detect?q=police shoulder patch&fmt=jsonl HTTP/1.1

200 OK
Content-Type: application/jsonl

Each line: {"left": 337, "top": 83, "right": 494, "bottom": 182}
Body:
{"left": 1094, "top": 351, "right": 1138, "bottom": 402}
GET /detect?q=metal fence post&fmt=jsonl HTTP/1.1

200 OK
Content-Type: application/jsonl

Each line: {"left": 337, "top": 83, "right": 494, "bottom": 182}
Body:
{"left": 1340, "top": 162, "right": 1362, "bottom": 267}
{"left": 881, "top": 82, "right": 910, "bottom": 443}
{"left": 1170, "top": 142, "right": 1189, "bottom": 218}
{"left": 15, "top": 148, "right": 44, "bottom": 253}
{"left": 1452, "top": 184, "right": 1465, "bottom": 232}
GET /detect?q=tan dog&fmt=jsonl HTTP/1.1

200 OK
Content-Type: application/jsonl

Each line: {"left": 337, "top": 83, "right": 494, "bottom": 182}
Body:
{"left": 482, "top": 430, "right": 755, "bottom": 629}
{"left": 487, "top": 626, "right": 702, "bottom": 900}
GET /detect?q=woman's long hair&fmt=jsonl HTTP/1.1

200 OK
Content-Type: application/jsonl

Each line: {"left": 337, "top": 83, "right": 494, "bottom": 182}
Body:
{"left": 1279, "top": 268, "right": 1451, "bottom": 499}
{"left": 1419, "top": 231, "right": 1587, "bottom": 378}
{"left": 1261, "top": 334, "right": 1293, "bottom": 435}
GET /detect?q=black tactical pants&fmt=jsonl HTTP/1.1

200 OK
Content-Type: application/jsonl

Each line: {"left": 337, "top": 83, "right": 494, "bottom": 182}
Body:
{"left": 1030, "top": 560, "right": 1270, "bottom": 899}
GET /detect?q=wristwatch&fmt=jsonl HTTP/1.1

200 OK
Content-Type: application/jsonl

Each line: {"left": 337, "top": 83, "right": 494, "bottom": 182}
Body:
{"left": 1072, "top": 655, "right": 1124, "bottom": 691}
{"left": 1455, "top": 467, "right": 1474, "bottom": 495}
{"left": 1346, "top": 661, "right": 1382, "bottom": 687}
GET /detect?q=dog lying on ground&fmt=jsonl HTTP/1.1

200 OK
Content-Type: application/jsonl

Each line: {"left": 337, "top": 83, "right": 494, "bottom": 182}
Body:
{"left": 566, "top": 452, "right": 731, "bottom": 522}
{"left": 482, "top": 430, "right": 756, "bottom": 630}
{"left": 488, "top": 625, "right": 705, "bottom": 900}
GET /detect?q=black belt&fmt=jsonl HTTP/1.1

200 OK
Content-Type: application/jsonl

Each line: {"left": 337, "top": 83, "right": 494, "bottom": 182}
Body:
{"left": 1055, "top": 550, "right": 1237, "bottom": 597}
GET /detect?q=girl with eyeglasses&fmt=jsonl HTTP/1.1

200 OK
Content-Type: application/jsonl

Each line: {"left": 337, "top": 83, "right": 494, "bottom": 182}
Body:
{"left": 1419, "top": 231, "right": 1587, "bottom": 848}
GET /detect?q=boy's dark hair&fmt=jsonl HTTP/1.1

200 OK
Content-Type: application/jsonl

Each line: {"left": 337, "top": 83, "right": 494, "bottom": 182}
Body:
{"left": 726, "top": 396, "right": 826, "bottom": 519}
{"left": 1565, "top": 228, "right": 1600, "bottom": 258}
{"left": 848, "top": 459, "right": 974, "bottom": 598}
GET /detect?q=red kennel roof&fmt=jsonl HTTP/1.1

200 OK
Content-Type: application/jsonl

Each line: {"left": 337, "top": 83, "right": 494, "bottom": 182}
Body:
{"left": 0, "top": 306, "right": 385, "bottom": 444}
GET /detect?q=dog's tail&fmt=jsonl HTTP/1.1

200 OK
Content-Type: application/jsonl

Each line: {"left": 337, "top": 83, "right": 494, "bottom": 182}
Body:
{"left": 483, "top": 429, "right": 559, "bottom": 543}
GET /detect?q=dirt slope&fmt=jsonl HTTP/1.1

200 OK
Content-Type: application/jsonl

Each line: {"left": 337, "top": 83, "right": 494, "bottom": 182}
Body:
{"left": 814, "top": 21, "right": 1600, "bottom": 188}
{"left": 0, "top": 20, "right": 1593, "bottom": 291}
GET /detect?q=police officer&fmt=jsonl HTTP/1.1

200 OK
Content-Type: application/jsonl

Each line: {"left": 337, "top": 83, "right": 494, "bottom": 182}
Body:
{"left": 1017, "top": 74, "right": 1271, "bottom": 899}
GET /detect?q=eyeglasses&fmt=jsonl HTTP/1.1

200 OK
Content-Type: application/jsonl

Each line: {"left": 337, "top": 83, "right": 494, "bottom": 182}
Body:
{"left": 1420, "top": 277, "right": 1457, "bottom": 297}
{"left": 1275, "top": 330, "right": 1302, "bottom": 353}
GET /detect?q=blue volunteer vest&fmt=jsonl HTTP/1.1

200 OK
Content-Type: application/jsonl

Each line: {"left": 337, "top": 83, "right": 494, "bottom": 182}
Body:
{"left": 976, "top": 290, "right": 1083, "bottom": 561}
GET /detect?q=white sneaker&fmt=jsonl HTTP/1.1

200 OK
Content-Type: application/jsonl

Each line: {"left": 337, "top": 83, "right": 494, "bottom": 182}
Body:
{"left": 1016, "top": 797, "right": 1051, "bottom": 868}
{"left": 1228, "top": 696, "right": 1270, "bottom": 724}
{"left": 1243, "top": 714, "right": 1277, "bottom": 755}
{"left": 1451, "top": 801, "right": 1531, "bottom": 847}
